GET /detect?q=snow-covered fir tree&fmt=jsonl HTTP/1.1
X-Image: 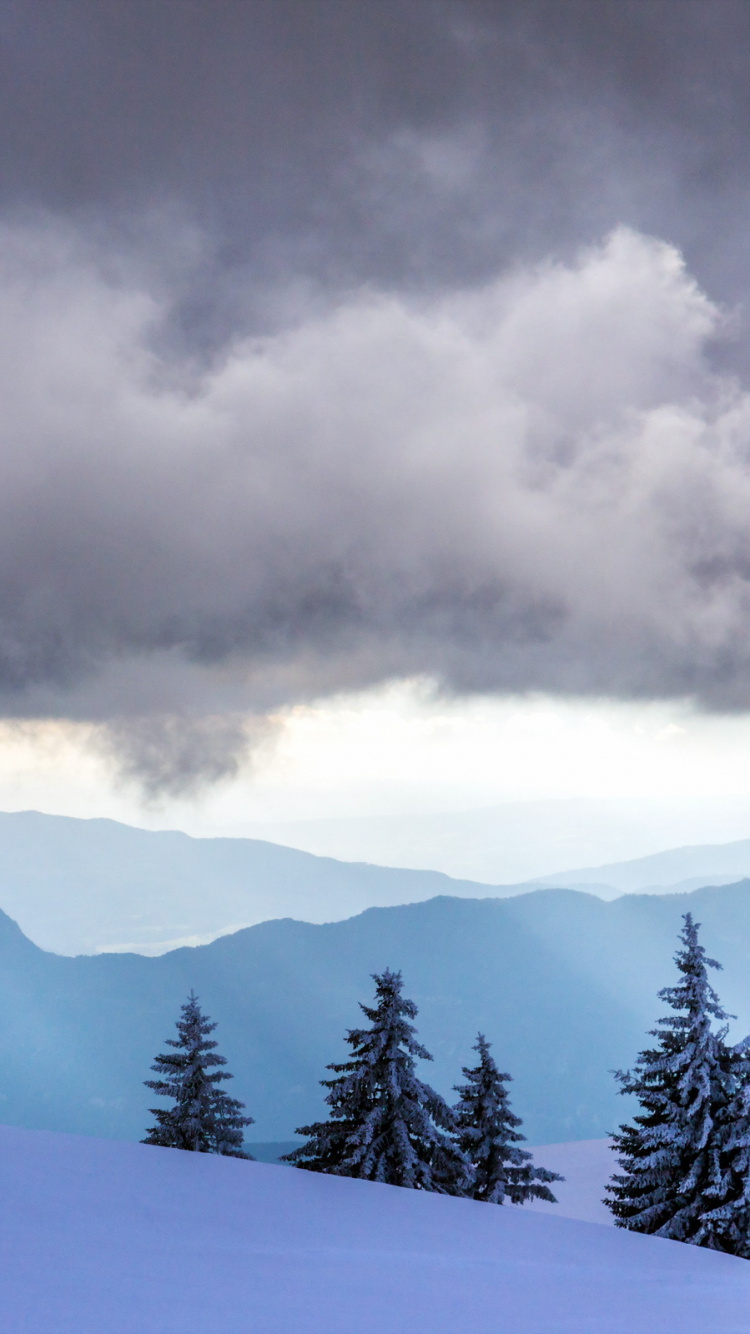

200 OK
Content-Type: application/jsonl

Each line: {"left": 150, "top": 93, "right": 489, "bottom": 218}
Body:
{"left": 142, "top": 991, "right": 254, "bottom": 1157}
{"left": 697, "top": 1040, "right": 750, "bottom": 1256}
{"left": 453, "top": 1033, "right": 561, "bottom": 1204}
{"left": 605, "top": 913, "right": 735, "bottom": 1246}
{"left": 284, "top": 968, "right": 471, "bottom": 1194}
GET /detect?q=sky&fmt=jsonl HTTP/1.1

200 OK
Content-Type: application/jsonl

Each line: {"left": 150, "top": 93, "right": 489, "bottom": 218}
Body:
{"left": 3, "top": 1, "right": 750, "bottom": 861}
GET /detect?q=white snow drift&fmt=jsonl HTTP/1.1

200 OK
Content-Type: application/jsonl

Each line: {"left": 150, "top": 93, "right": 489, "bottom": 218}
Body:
{"left": 0, "top": 1124, "right": 747, "bottom": 1333}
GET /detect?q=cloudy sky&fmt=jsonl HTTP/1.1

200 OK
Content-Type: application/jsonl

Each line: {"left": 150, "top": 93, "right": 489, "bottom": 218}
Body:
{"left": 3, "top": 0, "right": 750, "bottom": 864}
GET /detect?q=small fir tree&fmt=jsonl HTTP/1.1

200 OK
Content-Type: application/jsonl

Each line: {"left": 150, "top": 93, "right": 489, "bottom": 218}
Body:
{"left": 605, "top": 914, "right": 734, "bottom": 1245}
{"left": 284, "top": 968, "right": 471, "bottom": 1194}
{"left": 142, "top": 991, "right": 254, "bottom": 1157}
{"left": 453, "top": 1032, "right": 561, "bottom": 1204}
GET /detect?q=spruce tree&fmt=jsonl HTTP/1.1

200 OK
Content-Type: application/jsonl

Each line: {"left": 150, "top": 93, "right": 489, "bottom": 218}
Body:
{"left": 697, "top": 1041, "right": 750, "bottom": 1256}
{"left": 453, "top": 1033, "right": 561, "bottom": 1204}
{"left": 605, "top": 914, "right": 733, "bottom": 1245}
{"left": 142, "top": 991, "right": 254, "bottom": 1157}
{"left": 284, "top": 968, "right": 471, "bottom": 1194}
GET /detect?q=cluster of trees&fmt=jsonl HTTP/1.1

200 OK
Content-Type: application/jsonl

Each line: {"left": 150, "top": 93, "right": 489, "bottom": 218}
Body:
{"left": 606, "top": 912, "right": 750, "bottom": 1257}
{"left": 141, "top": 910, "right": 750, "bottom": 1257}
{"left": 281, "top": 967, "right": 560, "bottom": 1202}
{"left": 142, "top": 970, "right": 561, "bottom": 1206}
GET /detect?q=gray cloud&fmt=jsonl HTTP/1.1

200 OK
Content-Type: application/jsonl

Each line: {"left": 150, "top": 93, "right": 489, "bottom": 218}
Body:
{"left": 1, "top": 3, "right": 750, "bottom": 785}
{"left": 0, "top": 223, "right": 748, "bottom": 730}
{"left": 99, "top": 713, "right": 273, "bottom": 799}
{"left": 1, "top": 3, "right": 749, "bottom": 348}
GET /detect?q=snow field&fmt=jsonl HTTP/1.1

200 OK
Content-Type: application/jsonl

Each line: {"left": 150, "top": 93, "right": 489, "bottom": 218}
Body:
{"left": 0, "top": 1124, "right": 748, "bottom": 1333}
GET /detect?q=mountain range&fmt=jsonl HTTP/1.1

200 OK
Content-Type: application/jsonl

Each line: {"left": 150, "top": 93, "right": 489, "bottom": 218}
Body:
{"left": 5, "top": 809, "right": 750, "bottom": 955}
{"left": 247, "top": 795, "right": 750, "bottom": 883}
{"left": 0, "top": 810, "right": 501, "bottom": 955}
{"left": 3, "top": 879, "right": 750, "bottom": 1146}
{"left": 529, "top": 839, "right": 750, "bottom": 897}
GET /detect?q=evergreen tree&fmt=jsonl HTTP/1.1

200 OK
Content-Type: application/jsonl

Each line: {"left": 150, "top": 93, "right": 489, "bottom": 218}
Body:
{"left": 453, "top": 1033, "right": 561, "bottom": 1204}
{"left": 605, "top": 914, "right": 734, "bottom": 1245}
{"left": 697, "top": 1041, "right": 750, "bottom": 1256}
{"left": 284, "top": 968, "right": 471, "bottom": 1194}
{"left": 142, "top": 991, "right": 254, "bottom": 1157}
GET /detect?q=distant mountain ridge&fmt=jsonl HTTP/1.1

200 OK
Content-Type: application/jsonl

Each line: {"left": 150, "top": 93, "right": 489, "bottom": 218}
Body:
{"left": 3, "top": 809, "right": 750, "bottom": 956}
{"left": 0, "top": 810, "right": 517, "bottom": 955}
{"left": 248, "top": 796, "right": 750, "bottom": 884}
{"left": 2, "top": 879, "right": 750, "bottom": 1145}
{"left": 528, "top": 837, "right": 750, "bottom": 896}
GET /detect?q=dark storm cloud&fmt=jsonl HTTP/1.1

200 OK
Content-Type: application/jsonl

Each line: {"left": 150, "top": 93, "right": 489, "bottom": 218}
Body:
{"left": 0, "top": 222, "right": 744, "bottom": 707}
{"left": 100, "top": 713, "right": 273, "bottom": 798}
{"left": 2, "top": 1, "right": 749, "bottom": 333}
{"left": 0, "top": 2, "right": 750, "bottom": 786}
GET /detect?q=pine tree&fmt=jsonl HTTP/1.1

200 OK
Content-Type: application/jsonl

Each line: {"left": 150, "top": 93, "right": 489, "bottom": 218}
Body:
{"left": 605, "top": 914, "right": 733, "bottom": 1245}
{"left": 142, "top": 991, "right": 254, "bottom": 1157}
{"left": 453, "top": 1033, "right": 561, "bottom": 1204}
{"left": 284, "top": 968, "right": 471, "bottom": 1194}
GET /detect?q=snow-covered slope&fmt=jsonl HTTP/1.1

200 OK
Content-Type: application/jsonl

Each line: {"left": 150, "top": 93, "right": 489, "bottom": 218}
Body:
{"left": 250, "top": 1136, "right": 618, "bottom": 1226}
{"left": 1, "top": 1125, "right": 747, "bottom": 1333}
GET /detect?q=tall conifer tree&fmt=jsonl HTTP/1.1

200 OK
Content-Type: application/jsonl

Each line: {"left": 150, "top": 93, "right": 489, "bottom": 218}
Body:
{"left": 285, "top": 968, "right": 471, "bottom": 1194}
{"left": 453, "top": 1033, "right": 561, "bottom": 1204}
{"left": 698, "top": 1042, "right": 750, "bottom": 1255}
{"left": 605, "top": 914, "right": 733, "bottom": 1245}
{"left": 143, "top": 991, "right": 254, "bottom": 1157}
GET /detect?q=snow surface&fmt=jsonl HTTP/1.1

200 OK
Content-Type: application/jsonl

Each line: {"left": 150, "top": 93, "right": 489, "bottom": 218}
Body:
{"left": 1, "top": 1124, "right": 748, "bottom": 1333}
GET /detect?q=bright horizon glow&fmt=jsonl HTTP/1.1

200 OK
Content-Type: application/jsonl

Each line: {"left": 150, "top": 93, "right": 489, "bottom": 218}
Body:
{"left": 1, "top": 681, "right": 750, "bottom": 845}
